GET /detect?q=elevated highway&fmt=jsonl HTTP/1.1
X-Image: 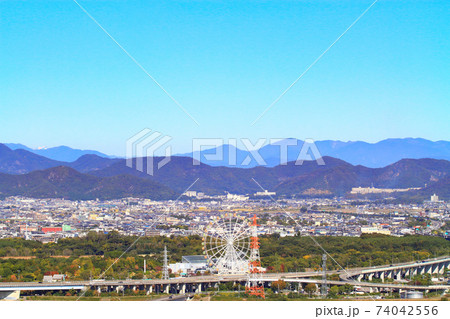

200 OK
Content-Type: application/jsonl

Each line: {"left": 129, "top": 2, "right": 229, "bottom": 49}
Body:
{"left": 0, "top": 256, "right": 449, "bottom": 300}
{"left": 339, "top": 256, "right": 450, "bottom": 283}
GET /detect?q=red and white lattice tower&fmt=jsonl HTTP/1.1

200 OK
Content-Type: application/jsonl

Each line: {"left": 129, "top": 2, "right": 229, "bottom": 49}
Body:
{"left": 246, "top": 214, "right": 265, "bottom": 299}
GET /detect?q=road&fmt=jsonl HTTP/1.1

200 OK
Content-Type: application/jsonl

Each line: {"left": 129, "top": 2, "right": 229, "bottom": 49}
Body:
{"left": 0, "top": 256, "right": 448, "bottom": 293}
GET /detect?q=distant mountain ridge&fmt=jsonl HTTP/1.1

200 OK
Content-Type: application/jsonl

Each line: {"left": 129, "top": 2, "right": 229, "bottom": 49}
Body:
{"left": 0, "top": 144, "right": 120, "bottom": 174}
{"left": 5, "top": 143, "right": 116, "bottom": 162}
{"left": 178, "top": 138, "right": 450, "bottom": 168}
{"left": 5, "top": 138, "right": 450, "bottom": 168}
{"left": 0, "top": 144, "right": 64, "bottom": 174}
{"left": 1, "top": 140, "right": 450, "bottom": 201}
{"left": 0, "top": 148, "right": 449, "bottom": 200}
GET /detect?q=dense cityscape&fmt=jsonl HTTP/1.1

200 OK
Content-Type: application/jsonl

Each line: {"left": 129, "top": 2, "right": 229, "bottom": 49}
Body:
{"left": 1, "top": 193, "right": 448, "bottom": 243}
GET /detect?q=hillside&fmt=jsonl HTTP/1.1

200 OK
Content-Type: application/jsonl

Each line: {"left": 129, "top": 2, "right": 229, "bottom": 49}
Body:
{"left": 91, "top": 156, "right": 450, "bottom": 198}
{"left": 0, "top": 166, "right": 176, "bottom": 200}
{"left": 0, "top": 144, "right": 64, "bottom": 174}
{"left": 274, "top": 158, "right": 450, "bottom": 197}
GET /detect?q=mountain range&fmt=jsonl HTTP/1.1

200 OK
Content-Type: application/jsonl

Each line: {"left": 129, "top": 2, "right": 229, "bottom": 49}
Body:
{"left": 91, "top": 156, "right": 450, "bottom": 198}
{"left": 0, "top": 143, "right": 449, "bottom": 201}
{"left": 5, "top": 143, "right": 115, "bottom": 162}
{"left": 0, "top": 144, "right": 120, "bottom": 175}
{"left": 0, "top": 166, "right": 175, "bottom": 201}
{"left": 179, "top": 138, "right": 450, "bottom": 168}
{"left": 6, "top": 138, "right": 450, "bottom": 168}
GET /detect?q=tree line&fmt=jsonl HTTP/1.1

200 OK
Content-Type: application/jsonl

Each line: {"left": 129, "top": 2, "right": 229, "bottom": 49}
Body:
{"left": 0, "top": 232, "right": 448, "bottom": 282}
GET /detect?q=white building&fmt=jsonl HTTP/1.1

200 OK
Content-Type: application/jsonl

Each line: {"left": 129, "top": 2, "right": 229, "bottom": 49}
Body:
{"left": 254, "top": 190, "right": 276, "bottom": 197}
{"left": 226, "top": 193, "right": 248, "bottom": 201}
{"left": 360, "top": 226, "right": 391, "bottom": 236}
{"left": 169, "top": 255, "right": 208, "bottom": 274}
{"left": 431, "top": 194, "right": 439, "bottom": 202}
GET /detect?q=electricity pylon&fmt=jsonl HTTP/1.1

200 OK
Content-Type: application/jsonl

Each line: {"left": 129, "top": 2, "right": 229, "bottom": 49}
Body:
{"left": 162, "top": 246, "right": 169, "bottom": 280}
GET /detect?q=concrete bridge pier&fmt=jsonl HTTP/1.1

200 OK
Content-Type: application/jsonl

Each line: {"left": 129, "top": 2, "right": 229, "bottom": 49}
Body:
{"left": 387, "top": 270, "right": 392, "bottom": 279}
{"left": 147, "top": 285, "right": 153, "bottom": 295}
{"left": 183, "top": 284, "right": 191, "bottom": 293}
{"left": 164, "top": 284, "right": 170, "bottom": 294}
{"left": 431, "top": 264, "right": 437, "bottom": 275}
{"left": 438, "top": 263, "right": 445, "bottom": 274}
{"left": 404, "top": 268, "right": 410, "bottom": 278}
{"left": 0, "top": 290, "right": 20, "bottom": 300}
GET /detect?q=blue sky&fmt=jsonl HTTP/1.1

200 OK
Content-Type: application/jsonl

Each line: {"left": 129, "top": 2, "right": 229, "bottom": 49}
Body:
{"left": 1, "top": 0, "right": 449, "bottom": 155}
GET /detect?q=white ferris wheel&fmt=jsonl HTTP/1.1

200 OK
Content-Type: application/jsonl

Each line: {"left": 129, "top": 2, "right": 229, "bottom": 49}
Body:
{"left": 202, "top": 213, "right": 251, "bottom": 274}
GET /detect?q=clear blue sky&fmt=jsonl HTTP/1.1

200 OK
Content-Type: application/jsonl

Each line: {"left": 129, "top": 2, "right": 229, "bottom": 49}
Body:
{"left": 1, "top": 0, "right": 449, "bottom": 155}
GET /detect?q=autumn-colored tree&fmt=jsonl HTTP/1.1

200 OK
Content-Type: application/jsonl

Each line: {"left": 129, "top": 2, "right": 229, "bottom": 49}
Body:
{"left": 271, "top": 280, "right": 286, "bottom": 292}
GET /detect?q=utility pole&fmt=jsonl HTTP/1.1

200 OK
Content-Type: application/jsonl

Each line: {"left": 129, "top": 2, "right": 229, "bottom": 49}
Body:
{"left": 321, "top": 254, "right": 328, "bottom": 298}
{"left": 162, "top": 246, "right": 169, "bottom": 280}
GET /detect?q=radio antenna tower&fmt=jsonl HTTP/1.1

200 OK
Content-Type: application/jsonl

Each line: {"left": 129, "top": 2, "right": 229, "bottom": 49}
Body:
{"left": 246, "top": 215, "right": 265, "bottom": 299}
{"left": 162, "top": 246, "right": 169, "bottom": 280}
{"left": 321, "top": 254, "right": 327, "bottom": 297}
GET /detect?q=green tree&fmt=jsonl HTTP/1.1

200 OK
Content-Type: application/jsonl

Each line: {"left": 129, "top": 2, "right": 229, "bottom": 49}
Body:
{"left": 305, "top": 283, "right": 317, "bottom": 296}
{"left": 339, "top": 284, "right": 353, "bottom": 295}
{"left": 328, "top": 285, "right": 339, "bottom": 298}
